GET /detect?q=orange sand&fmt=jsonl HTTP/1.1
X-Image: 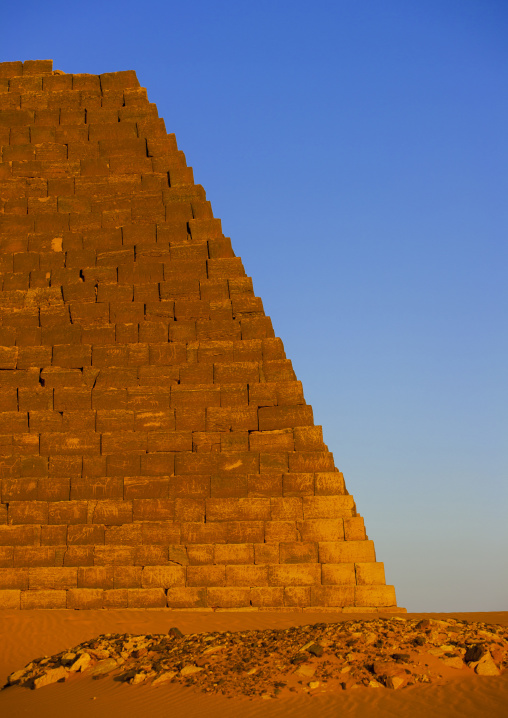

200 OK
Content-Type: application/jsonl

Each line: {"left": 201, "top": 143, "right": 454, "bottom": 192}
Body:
{"left": 1, "top": 610, "right": 507, "bottom": 718}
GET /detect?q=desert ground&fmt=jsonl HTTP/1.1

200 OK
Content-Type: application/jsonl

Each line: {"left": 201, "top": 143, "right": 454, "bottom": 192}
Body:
{"left": 0, "top": 609, "right": 506, "bottom": 718}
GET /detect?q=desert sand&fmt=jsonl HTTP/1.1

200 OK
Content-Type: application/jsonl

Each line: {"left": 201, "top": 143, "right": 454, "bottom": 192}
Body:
{"left": 0, "top": 610, "right": 506, "bottom": 718}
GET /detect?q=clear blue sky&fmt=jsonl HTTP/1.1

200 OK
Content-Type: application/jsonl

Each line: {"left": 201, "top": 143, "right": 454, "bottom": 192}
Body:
{"left": 3, "top": 0, "right": 507, "bottom": 611}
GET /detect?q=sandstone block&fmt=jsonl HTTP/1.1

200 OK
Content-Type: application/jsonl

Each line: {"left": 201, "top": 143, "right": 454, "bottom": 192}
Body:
{"left": 103, "top": 589, "right": 128, "bottom": 608}
{"left": 0, "top": 590, "right": 20, "bottom": 609}
{"left": 127, "top": 588, "right": 166, "bottom": 608}
{"left": 319, "top": 540, "right": 376, "bottom": 564}
{"left": 167, "top": 587, "right": 207, "bottom": 608}
{"left": 77, "top": 566, "right": 114, "bottom": 589}
{"left": 355, "top": 562, "right": 387, "bottom": 585}
{"left": 302, "top": 495, "right": 356, "bottom": 519}
{"left": 344, "top": 516, "right": 367, "bottom": 540}
{"left": 280, "top": 542, "right": 318, "bottom": 564}
{"left": 310, "top": 585, "right": 355, "bottom": 607}
{"left": 0, "top": 568, "right": 29, "bottom": 590}
{"left": 214, "top": 544, "right": 254, "bottom": 565}
{"left": 322, "top": 563, "right": 356, "bottom": 585}
{"left": 268, "top": 564, "right": 321, "bottom": 587}
{"left": 29, "top": 567, "right": 77, "bottom": 590}
{"left": 355, "top": 585, "right": 397, "bottom": 607}
{"left": 258, "top": 405, "right": 313, "bottom": 431}
{"left": 141, "top": 566, "right": 185, "bottom": 589}
{"left": 297, "top": 519, "right": 345, "bottom": 542}
{"left": 206, "top": 587, "right": 250, "bottom": 608}
{"left": 284, "top": 586, "right": 310, "bottom": 607}
{"left": 21, "top": 589, "right": 67, "bottom": 609}
{"left": 206, "top": 498, "right": 270, "bottom": 522}
{"left": 187, "top": 565, "right": 226, "bottom": 587}
{"left": 250, "top": 587, "right": 284, "bottom": 607}
{"left": 225, "top": 564, "right": 269, "bottom": 587}
{"left": 67, "top": 588, "right": 103, "bottom": 609}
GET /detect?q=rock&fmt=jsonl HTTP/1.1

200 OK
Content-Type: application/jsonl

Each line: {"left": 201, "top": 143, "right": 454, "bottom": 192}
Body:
{"left": 475, "top": 657, "right": 500, "bottom": 676}
{"left": 391, "top": 653, "right": 410, "bottom": 662}
{"left": 130, "top": 673, "right": 147, "bottom": 685}
{"left": 373, "top": 661, "right": 404, "bottom": 678}
{"left": 307, "top": 643, "right": 324, "bottom": 657}
{"left": 33, "top": 667, "right": 68, "bottom": 689}
{"left": 168, "top": 627, "right": 184, "bottom": 638}
{"left": 60, "top": 653, "right": 77, "bottom": 665}
{"left": 180, "top": 665, "right": 203, "bottom": 677}
{"left": 89, "top": 658, "right": 118, "bottom": 676}
{"left": 442, "top": 657, "right": 463, "bottom": 670}
{"left": 295, "top": 664, "right": 316, "bottom": 678}
{"left": 308, "top": 681, "right": 320, "bottom": 690}
{"left": 7, "top": 668, "right": 28, "bottom": 685}
{"left": 152, "top": 671, "right": 177, "bottom": 686}
{"left": 465, "top": 644, "right": 487, "bottom": 662}
{"left": 69, "top": 653, "right": 92, "bottom": 673}
{"left": 368, "top": 680, "right": 383, "bottom": 688}
{"left": 386, "top": 676, "right": 405, "bottom": 689}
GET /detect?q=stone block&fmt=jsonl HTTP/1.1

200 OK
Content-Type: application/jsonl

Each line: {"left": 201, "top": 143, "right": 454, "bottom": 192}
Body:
{"left": 322, "top": 563, "right": 356, "bottom": 585}
{"left": 103, "top": 589, "right": 128, "bottom": 608}
{"left": 206, "top": 498, "right": 270, "bottom": 522}
{"left": 310, "top": 585, "right": 355, "bottom": 607}
{"left": 344, "top": 516, "right": 367, "bottom": 540}
{"left": 141, "top": 566, "right": 186, "bottom": 588}
{"left": 249, "top": 586, "right": 284, "bottom": 607}
{"left": 268, "top": 564, "right": 321, "bottom": 587}
{"left": 355, "top": 585, "right": 397, "bottom": 607}
{"left": 226, "top": 564, "right": 269, "bottom": 586}
{"left": 355, "top": 562, "right": 386, "bottom": 585}
{"left": 279, "top": 542, "right": 318, "bottom": 564}
{"left": 187, "top": 565, "right": 226, "bottom": 587}
{"left": 0, "top": 567, "right": 29, "bottom": 589}
{"left": 258, "top": 405, "right": 313, "bottom": 431}
{"left": 214, "top": 544, "right": 254, "bottom": 565}
{"left": 302, "top": 495, "right": 356, "bottom": 519}
{"left": 28, "top": 567, "right": 77, "bottom": 590}
{"left": 315, "top": 472, "right": 346, "bottom": 495}
{"left": 284, "top": 586, "right": 310, "bottom": 607}
{"left": 206, "top": 587, "right": 250, "bottom": 608}
{"left": 318, "top": 540, "right": 376, "bottom": 564}
{"left": 297, "top": 519, "right": 344, "bottom": 542}
{"left": 167, "top": 587, "right": 207, "bottom": 608}
{"left": 127, "top": 588, "right": 166, "bottom": 608}
{"left": 0, "top": 590, "right": 20, "bottom": 609}
{"left": 21, "top": 589, "right": 67, "bottom": 609}
{"left": 77, "top": 566, "right": 114, "bottom": 589}
{"left": 67, "top": 588, "right": 104, "bottom": 609}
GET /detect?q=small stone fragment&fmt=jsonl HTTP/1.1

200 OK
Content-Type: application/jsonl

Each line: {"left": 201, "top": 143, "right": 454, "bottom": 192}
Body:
{"left": 168, "top": 627, "right": 184, "bottom": 638}
{"left": 180, "top": 665, "right": 203, "bottom": 677}
{"left": 295, "top": 664, "right": 316, "bottom": 678}
{"left": 308, "top": 681, "right": 320, "bottom": 690}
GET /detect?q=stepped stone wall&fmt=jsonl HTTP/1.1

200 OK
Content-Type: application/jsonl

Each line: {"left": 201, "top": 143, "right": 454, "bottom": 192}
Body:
{"left": 0, "top": 59, "right": 400, "bottom": 611}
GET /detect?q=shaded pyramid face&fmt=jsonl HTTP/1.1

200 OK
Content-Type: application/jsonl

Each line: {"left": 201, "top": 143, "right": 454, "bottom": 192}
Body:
{"left": 0, "top": 60, "right": 400, "bottom": 611}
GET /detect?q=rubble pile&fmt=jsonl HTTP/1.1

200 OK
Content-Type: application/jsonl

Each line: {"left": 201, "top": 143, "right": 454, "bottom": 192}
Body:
{"left": 4, "top": 618, "right": 507, "bottom": 698}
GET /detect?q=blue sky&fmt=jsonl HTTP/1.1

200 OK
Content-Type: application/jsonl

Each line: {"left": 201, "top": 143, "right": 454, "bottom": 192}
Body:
{"left": 3, "top": 0, "right": 507, "bottom": 611}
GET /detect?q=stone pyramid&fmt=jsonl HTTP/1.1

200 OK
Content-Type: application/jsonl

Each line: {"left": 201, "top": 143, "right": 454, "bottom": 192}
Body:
{"left": 0, "top": 60, "right": 401, "bottom": 612}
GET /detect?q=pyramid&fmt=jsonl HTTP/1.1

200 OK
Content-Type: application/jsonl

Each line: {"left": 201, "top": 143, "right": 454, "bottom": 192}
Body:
{"left": 0, "top": 60, "right": 401, "bottom": 612}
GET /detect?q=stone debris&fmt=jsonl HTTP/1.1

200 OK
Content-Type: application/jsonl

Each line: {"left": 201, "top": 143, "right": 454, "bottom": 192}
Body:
{"left": 3, "top": 618, "right": 507, "bottom": 698}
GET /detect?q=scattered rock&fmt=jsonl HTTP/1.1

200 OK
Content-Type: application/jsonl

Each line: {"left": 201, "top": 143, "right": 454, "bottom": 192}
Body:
{"left": 2, "top": 618, "right": 506, "bottom": 700}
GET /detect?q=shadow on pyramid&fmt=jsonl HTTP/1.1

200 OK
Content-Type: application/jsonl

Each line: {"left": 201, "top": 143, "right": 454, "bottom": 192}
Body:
{"left": 0, "top": 60, "right": 402, "bottom": 612}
